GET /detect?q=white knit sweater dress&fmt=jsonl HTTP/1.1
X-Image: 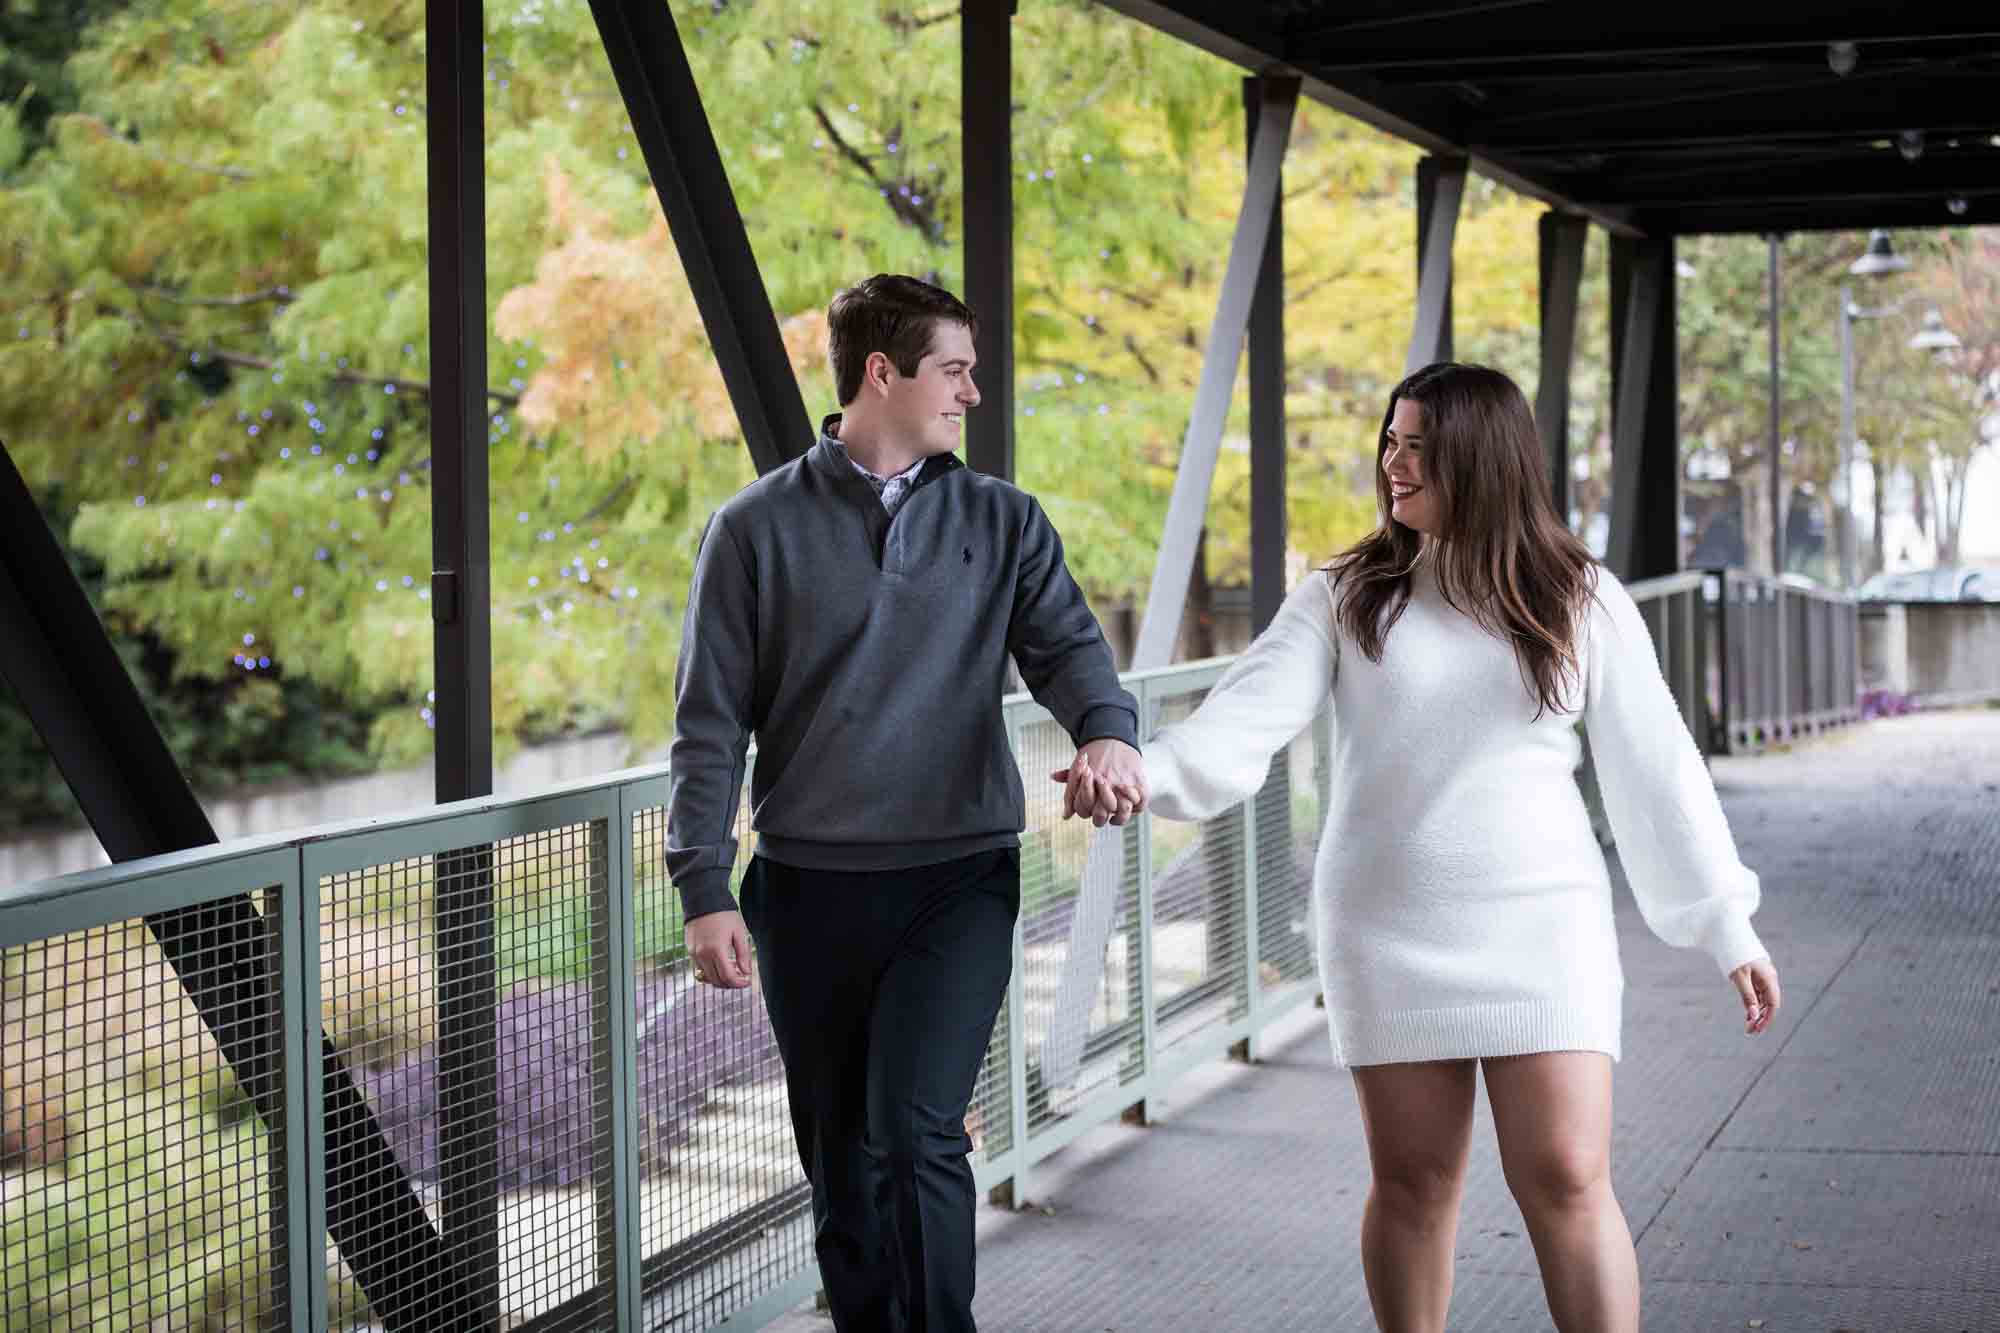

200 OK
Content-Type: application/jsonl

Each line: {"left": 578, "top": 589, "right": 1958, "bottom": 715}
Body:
{"left": 1143, "top": 563, "right": 1767, "bottom": 1068}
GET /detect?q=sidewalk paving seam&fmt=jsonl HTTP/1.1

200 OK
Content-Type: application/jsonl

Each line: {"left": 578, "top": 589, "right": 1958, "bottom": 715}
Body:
{"left": 1706, "top": 1146, "right": 2000, "bottom": 1158}
{"left": 1640, "top": 1278, "right": 2000, "bottom": 1293}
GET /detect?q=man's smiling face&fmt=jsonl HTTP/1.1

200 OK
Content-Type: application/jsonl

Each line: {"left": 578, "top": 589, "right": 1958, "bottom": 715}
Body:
{"left": 883, "top": 319, "right": 979, "bottom": 458}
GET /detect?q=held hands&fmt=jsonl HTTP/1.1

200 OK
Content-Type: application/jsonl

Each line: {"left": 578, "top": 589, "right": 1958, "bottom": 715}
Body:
{"left": 1049, "top": 738, "right": 1149, "bottom": 827}
{"left": 1730, "top": 956, "right": 1781, "bottom": 1035}
{"left": 687, "top": 910, "right": 753, "bottom": 988}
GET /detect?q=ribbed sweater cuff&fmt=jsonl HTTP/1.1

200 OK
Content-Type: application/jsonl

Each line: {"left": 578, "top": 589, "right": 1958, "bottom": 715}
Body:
{"left": 1702, "top": 912, "right": 1768, "bottom": 976}
{"left": 676, "top": 868, "right": 739, "bottom": 921}
{"left": 1075, "top": 703, "right": 1140, "bottom": 751}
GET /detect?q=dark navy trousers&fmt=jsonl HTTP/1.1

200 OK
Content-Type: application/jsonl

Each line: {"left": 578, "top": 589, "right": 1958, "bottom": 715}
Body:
{"left": 739, "top": 848, "right": 1019, "bottom": 1333}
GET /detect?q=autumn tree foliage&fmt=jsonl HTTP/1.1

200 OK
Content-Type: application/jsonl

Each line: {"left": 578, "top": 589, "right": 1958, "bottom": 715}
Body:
{"left": 1, "top": 0, "right": 1549, "bottom": 807}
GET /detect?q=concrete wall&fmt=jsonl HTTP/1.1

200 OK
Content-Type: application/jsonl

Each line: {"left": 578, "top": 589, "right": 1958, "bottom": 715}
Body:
{"left": 1859, "top": 602, "right": 2000, "bottom": 706}
{"left": 7, "top": 595, "right": 1266, "bottom": 892}
{"left": 0, "top": 730, "right": 663, "bottom": 891}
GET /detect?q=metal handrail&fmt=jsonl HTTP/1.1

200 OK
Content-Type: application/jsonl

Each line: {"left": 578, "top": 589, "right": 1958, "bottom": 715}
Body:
{"left": 0, "top": 657, "right": 1323, "bottom": 1333}
{"left": 0, "top": 568, "right": 1859, "bottom": 1330}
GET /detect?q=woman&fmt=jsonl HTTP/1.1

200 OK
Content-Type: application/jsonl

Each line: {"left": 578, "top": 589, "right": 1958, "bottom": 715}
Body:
{"left": 1060, "top": 363, "right": 1781, "bottom": 1332}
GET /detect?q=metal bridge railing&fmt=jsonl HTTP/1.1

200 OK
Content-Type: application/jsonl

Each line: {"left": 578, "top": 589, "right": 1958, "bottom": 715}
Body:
{"left": 1627, "top": 568, "right": 1860, "bottom": 756}
{"left": 0, "top": 569, "right": 1855, "bottom": 1331}
{"left": 0, "top": 658, "right": 1330, "bottom": 1332}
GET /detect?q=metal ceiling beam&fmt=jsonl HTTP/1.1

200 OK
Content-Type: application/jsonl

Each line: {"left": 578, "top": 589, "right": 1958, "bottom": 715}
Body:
{"left": 1640, "top": 194, "right": 2000, "bottom": 235}
{"left": 1093, "top": 0, "right": 1645, "bottom": 237}
{"left": 1287, "top": 20, "right": 2000, "bottom": 69}
{"left": 1561, "top": 161, "right": 2000, "bottom": 211}
{"left": 1472, "top": 69, "right": 2000, "bottom": 154}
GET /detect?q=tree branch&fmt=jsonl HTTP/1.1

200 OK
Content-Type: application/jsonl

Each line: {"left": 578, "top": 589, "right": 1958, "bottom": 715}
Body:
{"left": 85, "top": 118, "right": 257, "bottom": 180}
{"left": 811, "top": 101, "right": 882, "bottom": 185}
{"left": 581, "top": 476, "right": 632, "bottom": 522}
{"left": 107, "top": 304, "right": 520, "bottom": 405}
{"left": 809, "top": 101, "right": 942, "bottom": 239}
{"left": 885, "top": 6, "right": 960, "bottom": 32}
{"left": 138, "top": 284, "right": 293, "bottom": 309}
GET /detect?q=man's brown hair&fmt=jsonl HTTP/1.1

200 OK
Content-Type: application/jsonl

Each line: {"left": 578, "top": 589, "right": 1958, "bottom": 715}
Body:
{"left": 827, "top": 274, "right": 978, "bottom": 405}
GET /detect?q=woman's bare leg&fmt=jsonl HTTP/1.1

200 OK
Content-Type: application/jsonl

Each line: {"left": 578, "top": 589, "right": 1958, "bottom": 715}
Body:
{"left": 1350, "top": 1060, "right": 1478, "bottom": 1333}
{"left": 1483, "top": 1052, "right": 1640, "bottom": 1333}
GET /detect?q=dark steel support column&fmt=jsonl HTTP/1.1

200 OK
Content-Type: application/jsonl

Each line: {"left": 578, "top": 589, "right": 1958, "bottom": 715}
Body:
{"left": 0, "top": 443, "right": 471, "bottom": 1330}
{"left": 1246, "top": 76, "right": 1288, "bottom": 636}
{"left": 1608, "top": 234, "right": 1682, "bottom": 581}
{"left": 1536, "top": 212, "right": 1588, "bottom": 525}
{"left": 962, "top": 0, "right": 1017, "bottom": 479}
{"left": 1408, "top": 155, "right": 1467, "bottom": 372}
{"left": 427, "top": 3, "right": 502, "bottom": 1325}
{"left": 1767, "top": 233, "right": 1785, "bottom": 576}
{"left": 588, "top": 0, "right": 813, "bottom": 476}
{"left": 428, "top": 0, "right": 493, "bottom": 808}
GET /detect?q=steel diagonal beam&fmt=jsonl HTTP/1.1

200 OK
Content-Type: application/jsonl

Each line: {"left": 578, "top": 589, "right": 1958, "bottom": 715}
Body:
{"left": 1040, "top": 76, "right": 1299, "bottom": 1092}
{"left": 1131, "top": 77, "right": 1299, "bottom": 672}
{"left": 0, "top": 443, "right": 476, "bottom": 1329}
{"left": 587, "top": 0, "right": 814, "bottom": 477}
{"left": 1407, "top": 155, "right": 1467, "bottom": 374}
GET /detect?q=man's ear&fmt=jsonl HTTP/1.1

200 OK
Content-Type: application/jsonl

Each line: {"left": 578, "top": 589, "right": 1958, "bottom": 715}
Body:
{"left": 864, "top": 350, "right": 896, "bottom": 396}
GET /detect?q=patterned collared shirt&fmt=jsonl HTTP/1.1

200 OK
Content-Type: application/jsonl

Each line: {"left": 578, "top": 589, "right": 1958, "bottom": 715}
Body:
{"left": 826, "top": 440, "right": 927, "bottom": 516}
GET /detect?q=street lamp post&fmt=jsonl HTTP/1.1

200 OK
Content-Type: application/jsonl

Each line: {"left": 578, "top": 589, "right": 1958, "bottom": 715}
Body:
{"left": 1837, "top": 230, "right": 1909, "bottom": 587}
{"left": 1836, "top": 230, "right": 1961, "bottom": 587}
{"left": 1839, "top": 283, "right": 1858, "bottom": 586}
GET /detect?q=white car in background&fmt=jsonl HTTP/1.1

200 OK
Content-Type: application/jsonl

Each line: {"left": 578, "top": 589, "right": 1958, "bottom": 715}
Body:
{"left": 1857, "top": 566, "right": 2000, "bottom": 602}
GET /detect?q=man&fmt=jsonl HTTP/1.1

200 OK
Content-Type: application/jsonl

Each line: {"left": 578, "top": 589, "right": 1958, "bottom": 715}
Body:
{"left": 666, "top": 273, "right": 1146, "bottom": 1331}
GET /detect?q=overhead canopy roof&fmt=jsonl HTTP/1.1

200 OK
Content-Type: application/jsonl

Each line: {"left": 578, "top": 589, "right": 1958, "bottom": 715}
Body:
{"left": 1107, "top": 2, "right": 2000, "bottom": 236}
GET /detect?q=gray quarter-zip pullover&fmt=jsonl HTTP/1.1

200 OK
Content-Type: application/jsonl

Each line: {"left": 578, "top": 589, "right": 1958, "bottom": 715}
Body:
{"left": 665, "top": 416, "right": 1139, "bottom": 918}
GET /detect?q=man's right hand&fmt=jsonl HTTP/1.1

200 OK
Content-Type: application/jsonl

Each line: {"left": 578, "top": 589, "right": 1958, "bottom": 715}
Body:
{"left": 687, "top": 910, "right": 754, "bottom": 988}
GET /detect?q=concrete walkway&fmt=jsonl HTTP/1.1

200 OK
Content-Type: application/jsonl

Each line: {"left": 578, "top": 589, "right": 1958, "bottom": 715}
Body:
{"left": 768, "top": 710, "right": 2000, "bottom": 1332}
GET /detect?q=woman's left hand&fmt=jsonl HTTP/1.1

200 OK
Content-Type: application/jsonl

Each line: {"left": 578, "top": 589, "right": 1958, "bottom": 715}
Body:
{"left": 1729, "top": 956, "right": 1781, "bottom": 1035}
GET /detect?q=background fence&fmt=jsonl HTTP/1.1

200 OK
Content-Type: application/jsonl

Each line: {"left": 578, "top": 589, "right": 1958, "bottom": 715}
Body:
{"left": 1626, "top": 569, "right": 1860, "bottom": 757}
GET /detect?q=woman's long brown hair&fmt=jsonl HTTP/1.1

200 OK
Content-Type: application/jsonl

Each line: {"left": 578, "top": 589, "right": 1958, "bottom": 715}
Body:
{"left": 1329, "top": 362, "right": 1599, "bottom": 717}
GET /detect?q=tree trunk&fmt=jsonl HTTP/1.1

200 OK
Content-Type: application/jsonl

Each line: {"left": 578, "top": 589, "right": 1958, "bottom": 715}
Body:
{"left": 1821, "top": 488, "right": 1844, "bottom": 587}
{"left": 1939, "top": 452, "right": 1972, "bottom": 568}
{"left": 1868, "top": 454, "right": 1888, "bottom": 578}
{"left": 1741, "top": 465, "right": 1775, "bottom": 577}
{"left": 1185, "top": 527, "right": 1218, "bottom": 660}
{"left": 1911, "top": 461, "right": 1930, "bottom": 551}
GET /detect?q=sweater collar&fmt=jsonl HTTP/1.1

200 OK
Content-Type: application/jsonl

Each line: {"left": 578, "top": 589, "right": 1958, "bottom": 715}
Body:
{"left": 806, "top": 414, "right": 964, "bottom": 492}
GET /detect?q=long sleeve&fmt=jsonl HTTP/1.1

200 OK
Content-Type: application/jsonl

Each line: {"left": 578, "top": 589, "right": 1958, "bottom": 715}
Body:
{"left": 666, "top": 514, "right": 757, "bottom": 919}
{"left": 1008, "top": 498, "right": 1139, "bottom": 750}
{"left": 1147, "top": 575, "right": 1339, "bottom": 822}
{"left": 1584, "top": 570, "right": 1766, "bottom": 974}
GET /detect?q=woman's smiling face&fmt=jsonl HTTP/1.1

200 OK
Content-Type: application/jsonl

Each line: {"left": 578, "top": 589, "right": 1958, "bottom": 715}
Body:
{"left": 1382, "top": 397, "right": 1440, "bottom": 535}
